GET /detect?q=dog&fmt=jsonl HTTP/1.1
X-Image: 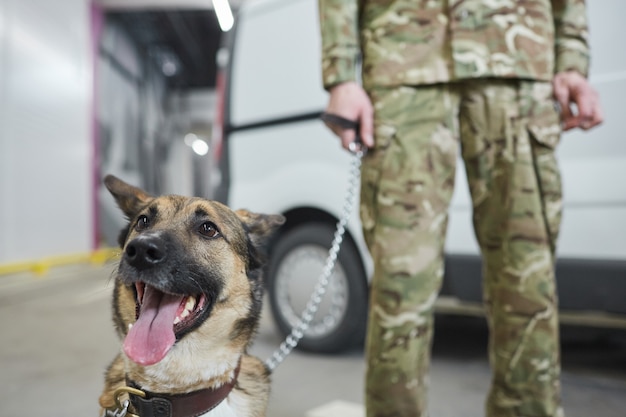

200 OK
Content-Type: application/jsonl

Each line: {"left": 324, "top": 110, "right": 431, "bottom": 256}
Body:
{"left": 98, "top": 175, "right": 284, "bottom": 417}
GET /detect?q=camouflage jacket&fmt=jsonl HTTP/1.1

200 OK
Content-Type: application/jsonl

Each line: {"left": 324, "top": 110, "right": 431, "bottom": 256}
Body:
{"left": 319, "top": 0, "right": 591, "bottom": 90}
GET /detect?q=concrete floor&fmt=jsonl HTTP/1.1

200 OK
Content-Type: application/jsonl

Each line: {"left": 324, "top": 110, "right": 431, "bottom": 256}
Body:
{"left": 1, "top": 263, "right": 625, "bottom": 417}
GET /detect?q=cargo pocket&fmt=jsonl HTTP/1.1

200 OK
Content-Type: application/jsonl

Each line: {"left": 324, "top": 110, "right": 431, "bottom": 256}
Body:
{"left": 527, "top": 102, "right": 563, "bottom": 254}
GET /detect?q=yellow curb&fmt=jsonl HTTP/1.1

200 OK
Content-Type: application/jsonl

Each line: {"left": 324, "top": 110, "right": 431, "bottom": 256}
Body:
{"left": 0, "top": 248, "right": 120, "bottom": 277}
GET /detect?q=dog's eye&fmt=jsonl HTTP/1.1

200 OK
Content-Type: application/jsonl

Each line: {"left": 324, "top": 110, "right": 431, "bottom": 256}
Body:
{"left": 199, "top": 222, "right": 220, "bottom": 238}
{"left": 136, "top": 215, "right": 150, "bottom": 231}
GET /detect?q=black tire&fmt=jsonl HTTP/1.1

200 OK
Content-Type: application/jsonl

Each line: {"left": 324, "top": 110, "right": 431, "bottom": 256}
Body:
{"left": 267, "top": 222, "right": 368, "bottom": 353}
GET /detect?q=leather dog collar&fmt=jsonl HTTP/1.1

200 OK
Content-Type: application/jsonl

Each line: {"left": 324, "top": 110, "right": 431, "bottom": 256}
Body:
{"left": 126, "top": 363, "right": 241, "bottom": 417}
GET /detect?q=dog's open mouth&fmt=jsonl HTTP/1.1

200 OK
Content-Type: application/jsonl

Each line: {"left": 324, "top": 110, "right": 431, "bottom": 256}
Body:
{"left": 123, "top": 282, "right": 208, "bottom": 366}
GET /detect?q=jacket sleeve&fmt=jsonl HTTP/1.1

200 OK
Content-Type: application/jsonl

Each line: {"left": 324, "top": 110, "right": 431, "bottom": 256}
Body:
{"left": 318, "top": 0, "right": 361, "bottom": 89}
{"left": 551, "top": 0, "right": 591, "bottom": 76}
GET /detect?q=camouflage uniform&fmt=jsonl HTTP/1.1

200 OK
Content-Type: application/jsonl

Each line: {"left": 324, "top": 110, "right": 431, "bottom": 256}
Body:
{"left": 319, "top": 1, "right": 591, "bottom": 416}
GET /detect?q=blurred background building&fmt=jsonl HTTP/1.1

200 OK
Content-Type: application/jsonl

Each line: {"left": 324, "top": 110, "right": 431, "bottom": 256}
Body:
{"left": 0, "top": 0, "right": 237, "bottom": 265}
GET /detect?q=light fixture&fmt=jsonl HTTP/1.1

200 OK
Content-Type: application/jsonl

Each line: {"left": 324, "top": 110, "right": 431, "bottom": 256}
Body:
{"left": 184, "top": 133, "right": 210, "bottom": 156}
{"left": 212, "top": 0, "right": 234, "bottom": 32}
{"left": 192, "top": 139, "right": 210, "bottom": 156}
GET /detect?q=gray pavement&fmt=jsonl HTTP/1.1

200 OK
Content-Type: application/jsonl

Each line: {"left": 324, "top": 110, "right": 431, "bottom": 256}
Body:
{"left": 1, "top": 263, "right": 625, "bottom": 417}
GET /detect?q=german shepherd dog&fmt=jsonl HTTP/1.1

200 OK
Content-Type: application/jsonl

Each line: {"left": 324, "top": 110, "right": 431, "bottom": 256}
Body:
{"left": 99, "top": 175, "right": 284, "bottom": 417}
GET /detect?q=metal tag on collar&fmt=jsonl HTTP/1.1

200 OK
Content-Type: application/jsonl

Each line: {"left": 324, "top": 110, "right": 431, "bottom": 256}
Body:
{"left": 103, "top": 401, "right": 130, "bottom": 417}
{"left": 102, "top": 386, "right": 146, "bottom": 417}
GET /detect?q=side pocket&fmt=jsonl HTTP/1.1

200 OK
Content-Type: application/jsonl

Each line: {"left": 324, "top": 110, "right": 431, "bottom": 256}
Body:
{"left": 525, "top": 80, "right": 562, "bottom": 150}
{"left": 527, "top": 99, "right": 563, "bottom": 255}
{"left": 359, "top": 123, "right": 395, "bottom": 249}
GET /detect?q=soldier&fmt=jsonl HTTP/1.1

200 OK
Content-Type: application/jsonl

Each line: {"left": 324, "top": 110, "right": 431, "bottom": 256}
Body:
{"left": 319, "top": 1, "right": 603, "bottom": 417}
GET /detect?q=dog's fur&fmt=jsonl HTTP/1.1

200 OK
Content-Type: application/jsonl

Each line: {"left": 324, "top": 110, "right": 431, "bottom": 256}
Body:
{"left": 99, "top": 175, "right": 284, "bottom": 417}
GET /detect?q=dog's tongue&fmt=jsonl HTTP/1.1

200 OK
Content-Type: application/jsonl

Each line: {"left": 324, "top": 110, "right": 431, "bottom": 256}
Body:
{"left": 123, "top": 286, "right": 182, "bottom": 366}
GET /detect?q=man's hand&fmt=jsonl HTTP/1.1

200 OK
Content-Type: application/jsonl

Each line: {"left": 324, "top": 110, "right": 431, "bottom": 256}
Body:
{"left": 553, "top": 71, "right": 603, "bottom": 131}
{"left": 324, "top": 81, "right": 375, "bottom": 150}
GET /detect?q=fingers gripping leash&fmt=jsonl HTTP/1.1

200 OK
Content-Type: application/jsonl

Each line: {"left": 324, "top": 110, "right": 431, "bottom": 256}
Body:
{"left": 265, "top": 113, "right": 365, "bottom": 372}
{"left": 320, "top": 112, "right": 367, "bottom": 154}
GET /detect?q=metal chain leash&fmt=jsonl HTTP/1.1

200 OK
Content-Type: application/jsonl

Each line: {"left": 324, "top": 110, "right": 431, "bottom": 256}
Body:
{"left": 265, "top": 148, "right": 364, "bottom": 372}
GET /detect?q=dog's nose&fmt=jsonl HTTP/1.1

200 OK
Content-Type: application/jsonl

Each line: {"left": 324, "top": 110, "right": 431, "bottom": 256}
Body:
{"left": 125, "top": 235, "right": 166, "bottom": 269}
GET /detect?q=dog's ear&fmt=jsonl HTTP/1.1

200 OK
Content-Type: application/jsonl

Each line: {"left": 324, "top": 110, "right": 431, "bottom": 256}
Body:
{"left": 235, "top": 209, "right": 285, "bottom": 247}
{"left": 104, "top": 175, "right": 153, "bottom": 218}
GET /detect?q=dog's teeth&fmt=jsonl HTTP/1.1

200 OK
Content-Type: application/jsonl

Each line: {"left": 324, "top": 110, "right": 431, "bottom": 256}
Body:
{"left": 128, "top": 323, "right": 133, "bottom": 330}
{"left": 173, "top": 296, "right": 197, "bottom": 325}
{"left": 185, "top": 296, "right": 196, "bottom": 311}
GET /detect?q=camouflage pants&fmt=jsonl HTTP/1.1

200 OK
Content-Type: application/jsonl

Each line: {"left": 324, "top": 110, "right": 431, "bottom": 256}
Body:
{"left": 360, "top": 80, "right": 563, "bottom": 417}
